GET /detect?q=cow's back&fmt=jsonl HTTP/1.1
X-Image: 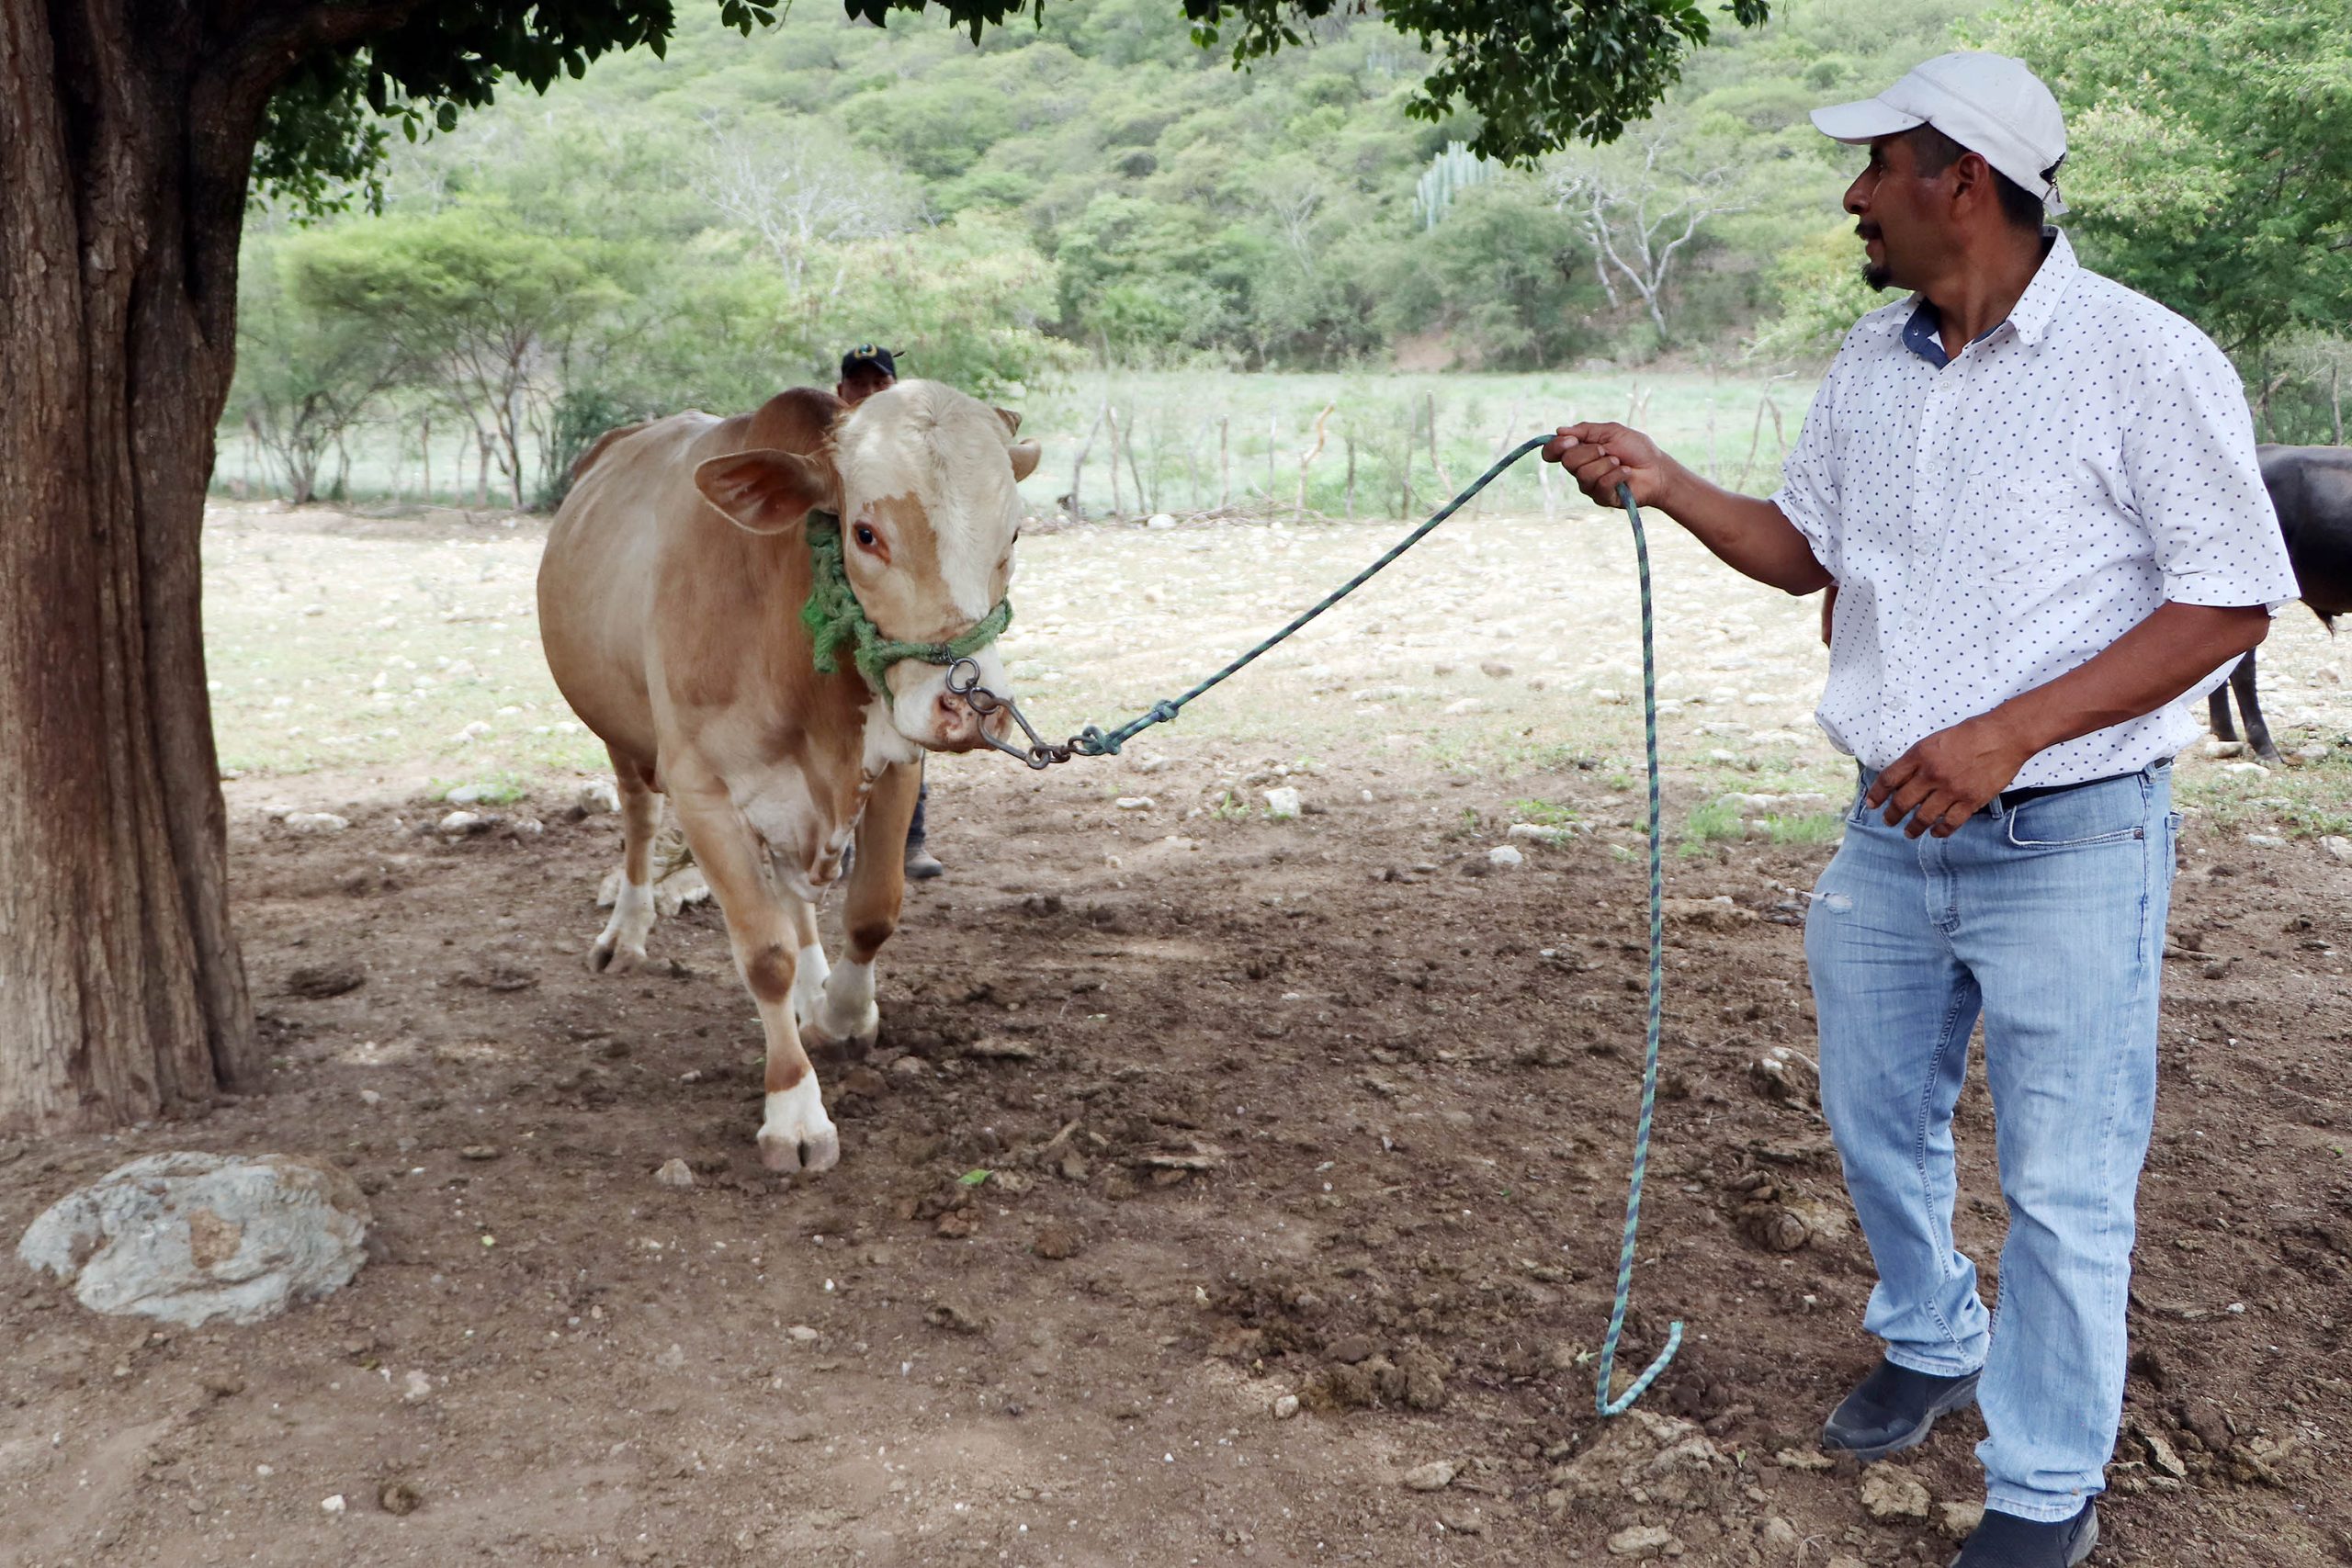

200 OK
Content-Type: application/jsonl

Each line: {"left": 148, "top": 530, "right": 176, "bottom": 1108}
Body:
{"left": 538, "top": 412, "right": 725, "bottom": 768}
{"left": 2257, "top": 445, "right": 2352, "bottom": 619}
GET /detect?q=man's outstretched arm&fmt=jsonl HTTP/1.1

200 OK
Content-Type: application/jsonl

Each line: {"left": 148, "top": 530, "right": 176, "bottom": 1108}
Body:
{"left": 1544, "top": 422, "right": 1834, "bottom": 596}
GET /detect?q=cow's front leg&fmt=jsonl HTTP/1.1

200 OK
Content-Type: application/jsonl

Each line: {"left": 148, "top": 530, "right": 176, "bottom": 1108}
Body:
{"left": 589, "top": 749, "right": 662, "bottom": 973}
{"left": 670, "top": 778, "right": 839, "bottom": 1174}
{"left": 804, "top": 761, "right": 919, "bottom": 1055}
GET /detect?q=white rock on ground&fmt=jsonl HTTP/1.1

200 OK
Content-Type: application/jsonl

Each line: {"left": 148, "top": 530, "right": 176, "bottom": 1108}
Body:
{"left": 1114, "top": 796, "right": 1156, "bottom": 811}
{"left": 1264, "top": 786, "right": 1302, "bottom": 820}
{"left": 437, "top": 810, "right": 485, "bottom": 834}
{"left": 576, "top": 778, "right": 621, "bottom": 815}
{"left": 280, "top": 812, "right": 349, "bottom": 835}
{"left": 2322, "top": 835, "right": 2352, "bottom": 864}
{"left": 1400, "top": 1460, "right": 1455, "bottom": 1491}
{"left": 1487, "top": 844, "right": 1524, "bottom": 867}
{"left": 1146, "top": 513, "right": 1177, "bottom": 530}
{"left": 1507, "top": 823, "right": 1575, "bottom": 844}
{"left": 17, "top": 1152, "right": 369, "bottom": 1326}
{"left": 652, "top": 1158, "right": 696, "bottom": 1190}
{"left": 446, "top": 783, "right": 495, "bottom": 806}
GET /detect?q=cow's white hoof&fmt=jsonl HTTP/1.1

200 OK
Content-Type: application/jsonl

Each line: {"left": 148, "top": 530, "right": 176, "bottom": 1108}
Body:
{"left": 758, "top": 1081, "right": 840, "bottom": 1174}
{"left": 588, "top": 935, "right": 645, "bottom": 974}
{"left": 799, "top": 1008, "right": 879, "bottom": 1056}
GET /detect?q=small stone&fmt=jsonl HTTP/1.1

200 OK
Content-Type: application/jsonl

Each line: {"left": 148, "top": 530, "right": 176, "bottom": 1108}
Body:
{"left": 1508, "top": 822, "right": 1575, "bottom": 844}
{"left": 1748, "top": 1046, "right": 1822, "bottom": 1107}
{"left": 379, "top": 1479, "right": 423, "bottom": 1517}
{"left": 446, "top": 784, "right": 494, "bottom": 806}
{"left": 1401, "top": 1460, "right": 1455, "bottom": 1492}
{"left": 2322, "top": 835, "right": 2352, "bottom": 864}
{"left": 1937, "top": 1500, "right": 1984, "bottom": 1540}
{"left": 281, "top": 812, "right": 349, "bottom": 835}
{"left": 1774, "top": 1448, "right": 1833, "bottom": 1472}
{"left": 652, "top": 1158, "right": 695, "bottom": 1190}
{"left": 2222, "top": 761, "right": 2269, "bottom": 777}
{"left": 401, "top": 1370, "right": 432, "bottom": 1403}
{"left": 285, "top": 964, "right": 365, "bottom": 999}
{"left": 576, "top": 779, "right": 621, "bottom": 815}
{"left": 1487, "top": 844, "right": 1524, "bottom": 867}
{"left": 1146, "top": 513, "right": 1176, "bottom": 530}
{"left": 888, "top": 1055, "right": 929, "bottom": 1080}
{"left": 1443, "top": 697, "right": 1486, "bottom": 716}
{"left": 1758, "top": 1517, "right": 1799, "bottom": 1554}
{"left": 1606, "top": 1524, "right": 1677, "bottom": 1558}
{"left": 1479, "top": 661, "right": 1513, "bottom": 679}
{"left": 436, "top": 809, "right": 486, "bottom": 834}
{"left": 1263, "top": 786, "right": 1302, "bottom": 820}
{"left": 1593, "top": 687, "right": 1627, "bottom": 705}
{"left": 1439, "top": 1510, "right": 1484, "bottom": 1534}
{"left": 1114, "top": 796, "right": 1155, "bottom": 811}
{"left": 458, "top": 1145, "right": 500, "bottom": 1162}
{"left": 1860, "top": 1461, "right": 1931, "bottom": 1521}
{"left": 1032, "top": 1223, "right": 1082, "bottom": 1260}
{"left": 1272, "top": 1394, "right": 1300, "bottom": 1420}
{"left": 2245, "top": 833, "right": 2287, "bottom": 849}
{"left": 786, "top": 1325, "right": 820, "bottom": 1344}
{"left": 654, "top": 1343, "right": 686, "bottom": 1370}
{"left": 2201, "top": 739, "right": 2246, "bottom": 758}
{"left": 321, "top": 1495, "right": 346, "bottom": 1516}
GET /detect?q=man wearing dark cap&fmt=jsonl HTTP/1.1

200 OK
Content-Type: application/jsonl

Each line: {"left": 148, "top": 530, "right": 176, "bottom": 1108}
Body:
{"left": 834, "top": 345, "right": 945, "bottom": 879}
{"left": 1546, "top": 52, "right": 2294, "bottom": 1568}
{"left": 837, "top": 344, "right": 899, "bottom": 410}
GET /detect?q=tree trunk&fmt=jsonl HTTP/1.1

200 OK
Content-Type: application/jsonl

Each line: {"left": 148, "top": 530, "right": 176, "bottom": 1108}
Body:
{"left": 0, "top": 5, "right": 262, "bottom": 1131}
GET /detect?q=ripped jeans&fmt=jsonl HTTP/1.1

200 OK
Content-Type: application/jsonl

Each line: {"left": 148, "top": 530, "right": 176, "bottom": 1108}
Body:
{"left": 1804, "top": 762, "right": 2177, "bottom": 1521}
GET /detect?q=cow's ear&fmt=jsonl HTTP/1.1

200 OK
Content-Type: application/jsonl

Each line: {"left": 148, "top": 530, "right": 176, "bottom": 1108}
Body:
{"left": 1008, "top": 438, "right": 1042, "bottom": 483}
{"left": 693, "top": 449, "right": 835, "bottom": 537}
{"left": 993, "top": 407, "right": 1022, "bottom": 438}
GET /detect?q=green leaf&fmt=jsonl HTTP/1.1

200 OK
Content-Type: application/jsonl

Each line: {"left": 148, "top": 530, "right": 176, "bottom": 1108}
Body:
{"left": 958, "top": 1168, "right": 992, "bottom": 1186}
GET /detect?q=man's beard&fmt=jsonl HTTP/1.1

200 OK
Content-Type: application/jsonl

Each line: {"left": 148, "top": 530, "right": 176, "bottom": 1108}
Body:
{"left": 1862, "top": 260, "right": 1894, "bottom": 291}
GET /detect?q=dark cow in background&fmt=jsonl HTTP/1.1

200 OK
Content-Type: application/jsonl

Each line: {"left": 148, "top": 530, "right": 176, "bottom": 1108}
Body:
{"left": 2208, "top": 445, "right": 2352, "bottom": 763}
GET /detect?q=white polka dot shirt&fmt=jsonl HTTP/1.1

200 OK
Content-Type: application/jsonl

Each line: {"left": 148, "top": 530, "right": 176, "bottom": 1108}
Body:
{"left": 1772, "top": 230, "right": 2300, "bottom": 786}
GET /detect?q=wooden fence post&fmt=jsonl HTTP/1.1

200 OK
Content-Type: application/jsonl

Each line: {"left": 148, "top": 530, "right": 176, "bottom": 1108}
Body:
{"left": 1066, "top": 404, "right": 1105, "bottom": 522}
{"left": 1104, "top": 404, "right": 1125, "bottom": 516}
{"left": 1294, "top": 401, "right": 1335, "bottom": 522}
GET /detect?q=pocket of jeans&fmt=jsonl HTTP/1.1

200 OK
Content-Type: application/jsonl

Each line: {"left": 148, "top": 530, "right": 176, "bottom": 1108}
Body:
{"left": 2002, "top": 786, "right": 2146, "bottom": 849}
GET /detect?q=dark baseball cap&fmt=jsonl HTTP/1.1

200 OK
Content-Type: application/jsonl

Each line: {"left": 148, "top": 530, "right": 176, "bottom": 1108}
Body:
{"left": 840, "top": 344, "right": 899, "bottom": 380}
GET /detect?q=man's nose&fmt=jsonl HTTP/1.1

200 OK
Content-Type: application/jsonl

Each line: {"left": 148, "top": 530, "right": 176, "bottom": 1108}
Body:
{"left": 1844, "top": 174, "right": 1871, "bottom": 216}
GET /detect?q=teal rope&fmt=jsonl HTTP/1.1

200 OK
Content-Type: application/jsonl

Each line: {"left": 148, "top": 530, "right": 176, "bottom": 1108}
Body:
{"left": 1072, "top": 436, "right": 1555, "bottom": 756}
{"left": 1593, "top": 480, "right": 1684, "bottom": 1416}
{"left": 1067, "top": 445, "right": 1685, "bottom": 1416}
{"left": 802, "top": 512, "right": 1012, "bottom": 694}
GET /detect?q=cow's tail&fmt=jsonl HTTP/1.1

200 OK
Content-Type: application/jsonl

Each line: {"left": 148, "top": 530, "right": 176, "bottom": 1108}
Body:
{"left": 571, "top": 421, "right": 651, "bottom": 483}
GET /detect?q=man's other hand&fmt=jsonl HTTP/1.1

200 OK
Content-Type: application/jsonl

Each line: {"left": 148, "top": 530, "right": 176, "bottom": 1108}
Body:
{"left": 1867, "top": 714, "right": 2038, "bottom": 838}
{"left": 1544, "top": 423, "right": 1679, "bottom": 510}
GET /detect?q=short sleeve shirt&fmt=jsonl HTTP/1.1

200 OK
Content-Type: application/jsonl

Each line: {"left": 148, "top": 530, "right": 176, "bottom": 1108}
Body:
{"left": 1771, "top": 230, "right": 2300, "bottom": 786}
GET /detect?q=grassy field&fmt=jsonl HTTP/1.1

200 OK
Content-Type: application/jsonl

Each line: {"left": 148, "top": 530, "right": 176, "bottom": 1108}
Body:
{"left": 211, "top": 367, "right": 1811, "bottom": 521}
{"left": 203, "top": 466, "right": 2352, "bottom": 853}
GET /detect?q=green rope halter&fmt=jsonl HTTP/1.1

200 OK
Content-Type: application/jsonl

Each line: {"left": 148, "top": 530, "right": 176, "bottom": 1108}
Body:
{"left": 800, "top": 511, "right": 1012, "bottom": 694}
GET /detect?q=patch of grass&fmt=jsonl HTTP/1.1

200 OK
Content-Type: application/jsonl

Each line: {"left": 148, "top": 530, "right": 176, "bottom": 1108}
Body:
{"left": 1208, "top": 789, "right": 1253, "bottom": 822}
{"left": 1681, "top": 798, "right": 1743, "bottom": 849}
{"left": 431, "top": 771, "right": 532, "bottom": 805}
{"left": 1760, "top": 811, "right": 1846, "bottom": 845}
{"left": 1509, "top": 797, "right": 1580, "bottom": 828}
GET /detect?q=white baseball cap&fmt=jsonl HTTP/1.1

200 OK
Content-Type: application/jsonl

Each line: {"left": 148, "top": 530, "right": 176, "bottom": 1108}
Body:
{"left": 1810, "top": 51, "right": 2068, "bottom": 215}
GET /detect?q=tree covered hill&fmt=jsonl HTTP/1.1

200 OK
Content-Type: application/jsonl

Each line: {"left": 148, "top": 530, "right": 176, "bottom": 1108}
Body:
{"left": 306, "top": 0, "right": 1985, "bottom": 376}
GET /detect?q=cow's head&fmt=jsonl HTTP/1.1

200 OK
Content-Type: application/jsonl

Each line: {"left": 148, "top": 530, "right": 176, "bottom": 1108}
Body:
{"left": 693, "top": 379, "right": 1042, "bottom": 752}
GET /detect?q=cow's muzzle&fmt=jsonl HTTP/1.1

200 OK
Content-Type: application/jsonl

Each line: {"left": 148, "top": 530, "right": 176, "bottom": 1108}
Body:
{"left": 945, "top": 658, "right": 1078, "bottom": 770}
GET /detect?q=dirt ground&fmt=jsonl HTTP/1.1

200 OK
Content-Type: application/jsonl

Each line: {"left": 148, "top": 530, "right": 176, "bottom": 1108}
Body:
{"left": 4, "top": 728, "right": 2349, "bottom": 1568}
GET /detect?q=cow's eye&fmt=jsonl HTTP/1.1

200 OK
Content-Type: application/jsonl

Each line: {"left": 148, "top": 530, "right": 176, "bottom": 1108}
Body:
{"left": 854, "top": 525, "right": 879, "bottom": 550}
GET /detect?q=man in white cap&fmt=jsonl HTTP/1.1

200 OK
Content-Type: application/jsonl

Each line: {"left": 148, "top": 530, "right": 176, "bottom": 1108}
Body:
{"left": 1546, "top": 52, "right": 2296, "bottom": 1568}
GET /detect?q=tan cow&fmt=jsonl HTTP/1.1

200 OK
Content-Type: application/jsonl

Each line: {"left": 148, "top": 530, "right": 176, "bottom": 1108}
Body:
{"left": 538, "top": 380, "right": 1042, "bottom": 1173}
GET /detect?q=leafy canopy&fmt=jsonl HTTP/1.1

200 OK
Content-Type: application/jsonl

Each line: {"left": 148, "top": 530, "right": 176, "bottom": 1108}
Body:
{"left": 257, "top": 0, "right": 1771, "bottom": 213}
{"left": 1973, "top": 0, "right": 2352, "bottom": 355}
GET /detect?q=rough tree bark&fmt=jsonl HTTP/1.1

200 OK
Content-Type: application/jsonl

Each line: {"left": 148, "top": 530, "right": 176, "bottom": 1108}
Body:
{"left": 0, "top": 0, "right": 393, "bottom": 1131}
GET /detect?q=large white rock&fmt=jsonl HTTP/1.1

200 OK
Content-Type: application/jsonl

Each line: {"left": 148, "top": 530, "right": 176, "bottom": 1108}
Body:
{"left": 17, "top": 1152, "right": 369, "bottom": 1326}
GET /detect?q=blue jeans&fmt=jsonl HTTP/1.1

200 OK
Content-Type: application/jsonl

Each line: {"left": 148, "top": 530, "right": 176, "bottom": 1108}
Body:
{"left": 1804, "top": 762, "right": 2177, "bottom": 1521}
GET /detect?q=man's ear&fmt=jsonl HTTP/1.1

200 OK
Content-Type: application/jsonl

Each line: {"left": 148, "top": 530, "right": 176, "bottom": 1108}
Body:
{"left": 693, "top": 449, "right": 837, "bottom": 536}
{"left": 1008, "top": 437, "right": 1042, "bottom": 483}
{"left": 994, "top": 407, "right": 1022, "bottom": 438}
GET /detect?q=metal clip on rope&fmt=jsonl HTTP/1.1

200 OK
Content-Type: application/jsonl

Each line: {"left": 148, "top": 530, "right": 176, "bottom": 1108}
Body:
{"left": 948, "top": 446, "right": 1684, "bottom": 1416}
